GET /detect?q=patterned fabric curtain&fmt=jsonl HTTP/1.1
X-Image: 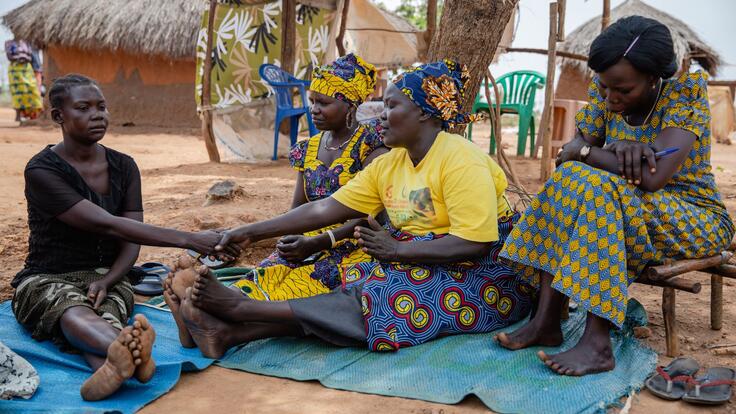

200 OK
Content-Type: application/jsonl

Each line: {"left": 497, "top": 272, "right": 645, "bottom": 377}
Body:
{"left": 195, "top": 1, "right": 335, "bottom": 110}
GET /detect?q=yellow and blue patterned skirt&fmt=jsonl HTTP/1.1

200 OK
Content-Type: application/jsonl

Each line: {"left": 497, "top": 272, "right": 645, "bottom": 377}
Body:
{"left": 500, "top": 161, "right": 735, "bottom": 328}
{"left": 8, "top": 62, "right": 43, "bottom": 119}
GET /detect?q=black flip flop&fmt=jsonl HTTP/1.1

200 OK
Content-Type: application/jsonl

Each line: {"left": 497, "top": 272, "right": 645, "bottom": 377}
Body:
{"left": 682, "top": 367, "right": 736, "bottom": 405}
{"left": 131, "top": 262, "right": 171, "bottom": 296}
{"left": 645, "top": 357, "right": 700, "bottom": 400}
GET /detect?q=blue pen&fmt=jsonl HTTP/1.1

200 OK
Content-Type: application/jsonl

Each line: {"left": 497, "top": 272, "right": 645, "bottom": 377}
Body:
{"left": 645, "top": 147, "right": 679, "bottom": 160}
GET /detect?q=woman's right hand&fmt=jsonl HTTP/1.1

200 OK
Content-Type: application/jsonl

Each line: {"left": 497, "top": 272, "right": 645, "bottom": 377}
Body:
{"left": 214, "top": 227, "right": 252, "bottom": 255}
{"left": 555, "top": 137, "right": 586, "bottom": 167}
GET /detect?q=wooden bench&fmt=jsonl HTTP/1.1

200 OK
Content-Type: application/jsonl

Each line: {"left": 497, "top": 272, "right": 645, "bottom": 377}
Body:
{"left": 635, "top": 241, "right": 736, "bottom": 357}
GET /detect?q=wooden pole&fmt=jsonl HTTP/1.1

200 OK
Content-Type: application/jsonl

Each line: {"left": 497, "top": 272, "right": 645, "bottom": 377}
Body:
{"left": 636, "top": 275, "right": 702, "bottom": 294}
{"left": 662, "top": 287, "right": 679, "bottom": 357}
{"left": 556, "top": 0, "right": 566, "bottom": 42}
{"left": 281, "top": 0, "right": 297, "bottom": 73}
{"left": 601, "top": 0, "right": 611, "bottom": 31}
{"left": 336, "top": 0, "right": 350, "bottom": 56}
{"left": 711, "top": 275, "right": 723, "bottom": 330}
{"left": 423, "top": 0, "right": 438, "bottom": 60}
{"left": 539, "top": 2, "right": 558, "bottom": 181}
{"left": 201, "top": 0, "right": 221, "bottom": 163}
{"left": 647, "top": 251, "right": 733, "bottom": 281}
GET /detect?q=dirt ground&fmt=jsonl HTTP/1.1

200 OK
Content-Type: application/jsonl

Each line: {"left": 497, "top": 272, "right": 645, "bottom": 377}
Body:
{"left": 2, "top": 107, "right": 736, "bottom": 413}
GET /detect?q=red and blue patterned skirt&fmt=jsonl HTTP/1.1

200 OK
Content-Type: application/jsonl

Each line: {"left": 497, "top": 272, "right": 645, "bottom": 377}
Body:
{"left": 342, "top": 214, "right": 533, "bottom": 351}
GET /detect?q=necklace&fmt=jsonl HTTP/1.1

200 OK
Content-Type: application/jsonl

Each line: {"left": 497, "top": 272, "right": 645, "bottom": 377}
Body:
{"left": 322, "top": 130, "right": 354, "bottom": 151}
{"left": 624, "top": 79, "right": 662, "bottom": 126}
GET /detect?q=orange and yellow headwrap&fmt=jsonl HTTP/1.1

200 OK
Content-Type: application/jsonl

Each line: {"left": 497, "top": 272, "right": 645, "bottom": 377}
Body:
{"left": 310, "top": 54, "right": 377, "bottom": 106}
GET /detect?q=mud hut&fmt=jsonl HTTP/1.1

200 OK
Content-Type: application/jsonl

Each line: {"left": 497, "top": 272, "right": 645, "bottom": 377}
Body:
{"left": 2, "top": 0, "right": 207, "bottom": 128}
{"left": 556, "top": 0, "right": 721, "bottom": 101}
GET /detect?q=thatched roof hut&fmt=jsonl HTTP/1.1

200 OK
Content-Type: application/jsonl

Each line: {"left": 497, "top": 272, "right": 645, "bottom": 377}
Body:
{"left": 556, "top": 0, "right": 721, "bottom": 101}
{"left": 3, "top": 0, "right": 206, "bottom": 62}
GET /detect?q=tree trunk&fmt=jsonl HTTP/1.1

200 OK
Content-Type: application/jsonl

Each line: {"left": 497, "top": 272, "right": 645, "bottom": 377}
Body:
{"left": 336, "top": 0, "right": 350, "bottom": 56}
{"left": 427, "top": 0, "right": 519, "bottom": 135}
{"left": 201, "top": 0, "right": 221, "bottom": 163}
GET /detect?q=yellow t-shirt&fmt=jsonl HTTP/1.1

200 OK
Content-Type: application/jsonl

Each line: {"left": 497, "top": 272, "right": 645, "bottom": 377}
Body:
{"left": 332, "top": 131, "right": 512, "bottom": 242}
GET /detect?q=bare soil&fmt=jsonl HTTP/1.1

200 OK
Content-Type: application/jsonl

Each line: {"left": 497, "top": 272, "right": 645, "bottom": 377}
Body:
{"left": 1, "top": 109, "right": 736, "bottom": 413}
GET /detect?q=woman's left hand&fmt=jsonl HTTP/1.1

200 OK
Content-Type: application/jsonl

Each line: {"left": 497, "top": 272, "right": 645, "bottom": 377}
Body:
{"left": 277, "top": 235, "right": 322, "bottom": 263}
{"left": 354, "top": 216, "right": 399, "bottom": 261}
{"left": 605, "top": 140, "right": 657, "bottom": 185}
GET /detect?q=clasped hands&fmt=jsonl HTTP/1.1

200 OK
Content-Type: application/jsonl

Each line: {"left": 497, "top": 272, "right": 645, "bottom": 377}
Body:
{"left": 556, "top": 138, "right": 658, "bottom": 185}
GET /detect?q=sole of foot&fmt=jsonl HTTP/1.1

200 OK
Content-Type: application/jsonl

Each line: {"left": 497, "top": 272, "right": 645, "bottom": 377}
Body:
{"left": 131, "top": 314, "right": 156, "bottom": 383}
{"left": 170, "top": 255, "right": 199, "bottom": 299}
{"left": 181, "top": 288, "right": 229, "bottom": 359}
{"left": 80, "top": 326, "right": 140, "bottom": 401}
{"left": 163, "top": 275, "right": 196, "bottom": 348}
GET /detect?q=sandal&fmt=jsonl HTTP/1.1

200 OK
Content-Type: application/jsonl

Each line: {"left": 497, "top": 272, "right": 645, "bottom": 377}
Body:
{"left": 131, "top": 262, "right": 171, "bottom": 296}
{"left": 682, "top": 367, "right": 736, "bottom": 405}
{"left": 645, "top": 357, "right": 700, "bottom": 400}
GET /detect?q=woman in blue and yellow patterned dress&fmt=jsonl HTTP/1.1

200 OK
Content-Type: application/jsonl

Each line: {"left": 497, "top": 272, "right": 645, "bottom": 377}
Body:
{"left": 232, "top": 54, "right": 388, "bottom": 300}
{"left": 497, "top": 16, "right": 735, "bottom": 376}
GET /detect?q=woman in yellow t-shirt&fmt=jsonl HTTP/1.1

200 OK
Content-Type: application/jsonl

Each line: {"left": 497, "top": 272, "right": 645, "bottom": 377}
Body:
{"left": 166, "top": 60, "right": 532, "bottom": 358}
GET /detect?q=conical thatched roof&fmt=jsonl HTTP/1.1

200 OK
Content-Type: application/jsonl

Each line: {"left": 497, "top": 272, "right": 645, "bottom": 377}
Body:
{"left": 560, "top": 0, "right": 720, "bottom": 75}
{"left": 3, "top": 0, "right": 207, "bottom": 61}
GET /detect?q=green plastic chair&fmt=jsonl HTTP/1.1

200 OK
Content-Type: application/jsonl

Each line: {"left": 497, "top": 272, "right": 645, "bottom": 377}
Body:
{"left": 467, "top": 70, "right": 545, "bottom": 156}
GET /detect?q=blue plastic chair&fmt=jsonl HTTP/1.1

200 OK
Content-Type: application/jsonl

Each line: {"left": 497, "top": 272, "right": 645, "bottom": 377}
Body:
{"left": 259, "top": 64, "right": 318, "bottom": 160}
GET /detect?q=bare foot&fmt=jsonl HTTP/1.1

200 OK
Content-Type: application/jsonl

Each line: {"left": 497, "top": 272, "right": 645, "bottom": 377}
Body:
{"left": 190, "top": 265, "right": 249, "bottom": 321}
{"left": 80, "top": 327, "right": 139, "bottom": 401}
{"left": 495, "top": 319, "right": 563, "bottom": 350}
{"left": 170, "top": 255, "right": 199, "bottom": 299}
{"left": 537, "top": 337, "right": 615, "bottom": 376}
{"left": 180, "top": 288, "right": 232, "bottom": 359}
{"left": 131, "top": 314, "right": 156, "bottom": 383}
{"left": 163, "top": 273, "right": 196, "bottom": 348}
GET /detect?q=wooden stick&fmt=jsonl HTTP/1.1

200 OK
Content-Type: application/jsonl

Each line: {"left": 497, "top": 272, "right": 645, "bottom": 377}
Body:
{"left": 711, "top": 274, "right": 723, "bottom": 330}
{"left": 647, "top": 252, "right": 733, "bottom": 281}
{"left": 601, "top": 0, "right": 611, "bottom": 31}
{"left": 483, "top": 70, "right": 526, "bottom": 195}
{"left": 706, "top": 343, "right": 736, "bottom": 350}
{"left": 201, "top": 0, "right": 220, "bottom": 163}
{"left": 636, "top": 275, "right": 701, "bottom": 294}
{"left": 539, "top": 2, "right": 558, "bottom": 181}
{"left": 335, "top": 0, "right": 350, "bottom": 56}
{"left": 662, "top": 287, "right": 679, "bottom": 357}
{"left": 556, "top": 0, "right": 566, "bottom": 42}
{"left": 504, "top": 47, "right": 587, "bottom": 62}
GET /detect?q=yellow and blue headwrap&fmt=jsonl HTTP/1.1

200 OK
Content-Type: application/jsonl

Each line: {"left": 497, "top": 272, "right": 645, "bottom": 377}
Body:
{"left": 310, "top": 54, "right": 377, "bottom": 107}
{"left": 392, "top": 59, "right": 482, "bottom": 130}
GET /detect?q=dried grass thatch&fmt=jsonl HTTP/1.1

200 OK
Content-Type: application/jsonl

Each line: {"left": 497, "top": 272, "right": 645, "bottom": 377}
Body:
{"left": 2, "top": 0, "right": 208, "bottom": 61}
{"left": 560, "top": 0, "right": 720, "bottom": 75}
